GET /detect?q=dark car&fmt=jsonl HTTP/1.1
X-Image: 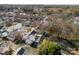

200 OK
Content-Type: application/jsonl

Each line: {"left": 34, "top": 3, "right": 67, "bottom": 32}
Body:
{"left": 13, "top": 47, "right": 26, "bottom": 55}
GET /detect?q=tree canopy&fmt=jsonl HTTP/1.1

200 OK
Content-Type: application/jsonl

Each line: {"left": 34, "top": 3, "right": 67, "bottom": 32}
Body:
{"left": 38, "top": 39, "right": 61, "bottom": 55}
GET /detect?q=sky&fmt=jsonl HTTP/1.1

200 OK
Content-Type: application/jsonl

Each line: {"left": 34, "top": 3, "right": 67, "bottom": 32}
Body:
{"left": 0, "top": 0, "right": 78, "bottom": 5}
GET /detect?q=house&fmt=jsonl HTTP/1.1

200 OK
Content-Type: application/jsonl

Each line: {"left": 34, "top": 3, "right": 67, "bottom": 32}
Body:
{"left": 7, "top": 32, "right": 16, "bottom": 41}
{"left": 0, "top": 21, "right": 4, "bottom": 29}
{"left": 24, "top": 20, "right": 31, "bottom": 26}
{"left": 73, "top": 17, "right": 79, "bottom": 25}
{"left": 31, "top": 32, "right": 47, "bottom": 48}
{"left": 23, "top": 34, "right": 36, "bottom": 45}
{"left": 6, "top": 23, "right": 22, "bottom": 32}
{"left": 35, "top": 34, "right": 42, "bottom": 43}
{"left": 2, "top": 16, "right": 14, "bottom": 21}
{"left": 22, "top": 26, "right": 45, "bottom": 46}
{"left": 0, "top": 29, "right": 8, "bottom": 37}
{"left": 31, "top": 34, "right": 42, "bottom": 48}
{"left": 20, "top": 13, "right": 26, "bottom": 16}
{"left": 0, "top": 42, "right": 10, "bottom": 54}
{"left": 22, "top": 29, "right": 36, "bottom": 44}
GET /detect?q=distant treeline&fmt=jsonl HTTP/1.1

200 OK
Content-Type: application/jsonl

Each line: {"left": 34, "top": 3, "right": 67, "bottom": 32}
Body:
{"left": 0, "top": 5, "right": 79, "bottom": 12}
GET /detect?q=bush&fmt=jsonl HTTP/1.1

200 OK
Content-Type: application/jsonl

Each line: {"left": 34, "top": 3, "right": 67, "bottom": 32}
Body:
{"left": 38, "top": 39, "right": 61, "bottom": 55}
{"left": 22, "top": 8, "right": 33, "bottom": 13}
{"left": 15, "top": 39, "right": 25, "bottom": 44}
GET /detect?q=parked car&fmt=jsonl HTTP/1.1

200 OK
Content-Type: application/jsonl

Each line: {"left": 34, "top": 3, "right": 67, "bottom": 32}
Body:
{"left": 12, "top": 47, "right": 27, "bottom": 55}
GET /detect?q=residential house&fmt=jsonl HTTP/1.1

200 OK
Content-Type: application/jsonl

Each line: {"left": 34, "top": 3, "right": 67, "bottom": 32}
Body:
{"left": 7, "top": 32, "right": 16, "bottom": 41}
{"left": 23, "top": 32, "right": 36, "bottom": 45}
{"left": 0, "top": 29, "right": 8, "bottom": 37}
{"left": 6, "top": 23, "right": 22, "bottom": 32}
{"left": 0, "top": 42, "right": 10, "bottom": 54}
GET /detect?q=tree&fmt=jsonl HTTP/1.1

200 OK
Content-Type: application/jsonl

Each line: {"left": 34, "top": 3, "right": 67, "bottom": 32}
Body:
{"left": 4, "top": 47, "right": 13, "bottom": 55}
{"left": 38, "top": 39, "right": 61, "bottom": 55}
{"left": 15, "top": 32, "right": 25, "bottom": 44}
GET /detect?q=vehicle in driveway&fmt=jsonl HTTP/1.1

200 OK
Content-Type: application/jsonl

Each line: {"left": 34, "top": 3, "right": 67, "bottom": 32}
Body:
{"left": 12, "top": 47, "right": 26, "bottom": 55}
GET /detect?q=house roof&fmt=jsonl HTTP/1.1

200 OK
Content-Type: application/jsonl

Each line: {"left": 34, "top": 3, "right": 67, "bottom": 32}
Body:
{"left": 6, "top": 23, "right": 22, "bottom": 32}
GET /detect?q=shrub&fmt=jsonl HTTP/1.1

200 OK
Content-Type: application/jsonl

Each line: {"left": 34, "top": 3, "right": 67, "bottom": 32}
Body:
{"left": 38, "top": 39, "right": 61, "bottom": 55}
